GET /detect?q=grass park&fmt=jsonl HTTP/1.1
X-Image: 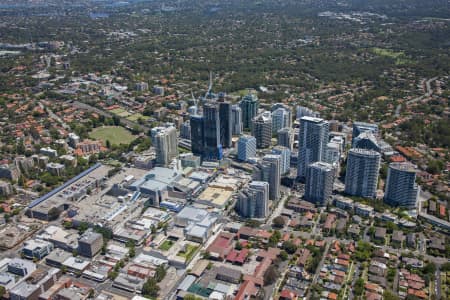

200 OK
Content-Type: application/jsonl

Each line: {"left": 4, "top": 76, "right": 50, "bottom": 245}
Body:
{"left": 371, "top": 47, "right": 412, "bottom": 65}
{"left": 158, "top": 240, "right": 174, "bottom": 251}
{"left": 177, "top": 244, "right": 199, "bottom": 262}
{"left": 126, "top": 113, "right": 150, "bottom": 122}
{"left": 89, "top": 126, "right": 136, "bottom": 146}
{"left": 109, "top": 107, "right": 131, "bottom": 117}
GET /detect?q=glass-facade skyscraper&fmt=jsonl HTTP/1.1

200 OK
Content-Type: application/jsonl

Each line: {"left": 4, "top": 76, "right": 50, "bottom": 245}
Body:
{"left": 240, "top": 93, "right": 259, "bottom": 130}
{"left": 384, "top": 162, "right": 419, "bottom": 208}
{"left": 345, "top": 148, "right": 381, "bottom": 199}
{"left": 297, "top": 116, "right": 329, "bottom": 179}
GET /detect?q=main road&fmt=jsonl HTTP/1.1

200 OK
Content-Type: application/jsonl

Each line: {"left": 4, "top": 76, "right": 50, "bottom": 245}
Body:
{"left": 305, "top": 239, "right": 331, "bottom": 299}
{"left": 394, "top": 76, "right": 438, "bottom": 117}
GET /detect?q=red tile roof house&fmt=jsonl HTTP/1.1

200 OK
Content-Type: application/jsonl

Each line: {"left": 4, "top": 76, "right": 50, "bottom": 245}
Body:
{"left": 404, "top": 273, "right": 425, "bottom": 284}
{"left": 282, "top": 233, "right": 290, "bottom": 242}
{"left": 338, "top": 253, "right": 350, "bottom": 260}
{"left": 226, "top": 249, "right": 249, "bottom": 265}
{"left": 234, "top": 279, "right": 258, "bottom": 300}
{"left": 336, "top": 259, "right": 350, "bottom": 268}
{"left": 365, "top": 292, "right": 382, "bottom": 300}
{"left": 235, "top": 249, "right": 281, "bottom": 300}
{"left": 328, "top": 292, "right": 338, "bottom": 300}
{"left": 323, "top": 214, "right": 337, "bottom": 231}
{"left": 237, "top": 226, "right": 258, "bottom": 240}
{"left": 365, "top": 282, "right": 383, "bottom": 294}
{"left": 206, "top": 232, "right": 235, "bottom": 260}
{"left": 315, "top": 240, "right": 326, "bottom": 248}
{"left": 297, "top": 248, "right": 310, "bottom": 267}
{"left": 407, "top": 289, "right": 427, "bottom": 299}
{"left": 280, "top": 289, "right": 297, "bottom": 300}
{"left": 439, "top": 204, "right": 447, "bottom": 217}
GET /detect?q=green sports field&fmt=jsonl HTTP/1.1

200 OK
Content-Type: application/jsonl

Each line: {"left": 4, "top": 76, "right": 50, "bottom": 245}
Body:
{"left": 126, "top": 113, "right": 150, "bottom": 122}
{"left": 89, "top": 126, "right": 136, "bottom": 145}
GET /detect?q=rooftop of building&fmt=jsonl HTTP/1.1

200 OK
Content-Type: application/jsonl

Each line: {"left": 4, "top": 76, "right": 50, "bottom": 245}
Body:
{"left": 309, "top": 161, "right": 334, "bottom": 171}
{"left": 141, "top": 207, "right": 171, "bottom": 222}
{"left": 46, "top": 249, "right": 73, "bottom": 264}
{"left": 29, "top": 163, "right": 112, "bottom": 210}
{"left": 349, "top": 147, "right": 381, "bottom": 156}
{"left": 188, "top": 171, "right": 211, "bottom": 182}
{"left": 22, "top": 238, "right": 52, "bottom": 250}
{"left": 249, "top": 181, "right": 269, "bottom": 188}
{"left": 7, "top": 258, "right": 36, "bottom": 272}
{"left": 253, "top": 111, "right": 272, "bottom": 122}
{"left": 389, "top": 162, "right": 417, "bottom": 173}
{"left": 38, "top": 225, "right": 79, "bottom": 247}
{"left": 241, "top": 93, "right": 258, "bottom": 102}
{"left": 176, "top": 206, "right": 209, "bottom": 222}
{"left": 354, "top": 202, "right": 374, "bottom": 211}
{"left": 300, "top": 116, "right": 324, "bottom": 123}
{"left": 131, "top": 167, "right": 181, "bottom": 191}
{"left": 197, "top": 187, "right": 233, "bottom": 208}
{"left": 9, "top": 280, "right": 39, "bottom": 297}
{"left": 209, "top": 174, "right": 242, "bottom": 191}
{"left": 79, "top": 229, "right": 103, "bottom": 244}
{"left": 62, "top": 256, "right": 90, "bottom": 271}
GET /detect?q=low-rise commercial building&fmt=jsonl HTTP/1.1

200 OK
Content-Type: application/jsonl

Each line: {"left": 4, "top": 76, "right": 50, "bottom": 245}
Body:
{"left": 45, "top": 249, "right": 72, "bottom": 268}
{"left": 175, "top": 206, "right": 218, "bottom": 243}
{"left": 196, "top": 187, "right": 233, "bottom": 209}
{"left": 78, "top": 229, "right": 103, "bottom": 258}
{"left": 37, "top": 226, "right": 79, "bottom": 252}
{"left": 22, "top": 239, "right": 54, "bottom": 260}
{"left": 130, "top": 167, "right": 182, "bottom": 207}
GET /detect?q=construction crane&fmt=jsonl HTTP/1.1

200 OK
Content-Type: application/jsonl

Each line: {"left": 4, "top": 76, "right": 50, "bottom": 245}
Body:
{"left": 204, "top": 71, "right": 213, "bottom": 99}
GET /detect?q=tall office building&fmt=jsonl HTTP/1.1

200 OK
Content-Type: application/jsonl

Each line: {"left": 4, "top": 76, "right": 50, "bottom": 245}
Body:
{"left": 237, "top": 190, "right": 257, "bottom": 219}
{"left": 325, "top": 142, "right": 341, "bottom": 165}
{"left": 78, "top": 229, "right": 103, "bottom": 258}
{"left": 272, "top": 146, "right": 291, "bottom": 175}
{"left": 219, "top": 101, "right": 232, "bottom": 148}
{"left": 272, "top": 107, "right": 291, "bottom": 133}
{"left": 231, "top": 105, "right": 243, "bottom": 136}
{"left": 329, "top": 133, "right": 346, "bottom": 152}
{"left": 254, "top": 154, "right": 281, "bottom": 201}
{"left": 345, "top": 148, "right": 381, "bottom": 199}
{"left": 151, "top": 125, "right": 178, "bottom": 166}
{"left": 277, "top": 127, "right": 294, "bottom": 150}
{"left": 240, "top": 93, "right": 259, "bottom": 130}
{"left": 203, "top": 102, "right": 222, "bottom": 160}
{"left": 297, "top": 117, "right": 329, "bottom": 179}
{"left": 304, "top": 161, "right": 335, "bottom": 206}
{"left": 237, "top": 181, "right": 269, "bottom": 219}
{"left": 188, "top": 106, "right": 198, "bottom": 116}
{"left": 384, "top": 162, "right": 419, "bottom": 208}
{"left": 272, "top": 103, "right": 292, "bottom": 127}
{"left": 250, "top": 181, "right": 270, "bottom": 218}
{"left": 237, "top": 135, "right": 257, "bottom": 162}
{"left": 190, "top": 115, "right": 204, "bottom": 157}
{"left": 352, "top": 121, "right": 379, "bottom": 145}
{"left": 352, "top": 131, "right": 380, "bottom": 152}
{"left": 296, "top": 106, "right": 319, "bottom": 119}
{"left": 251, "top": 111, "right": 272, "bottom": 149}
{"left": 180, "top": 120, "right": 191, "bottom": 140}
